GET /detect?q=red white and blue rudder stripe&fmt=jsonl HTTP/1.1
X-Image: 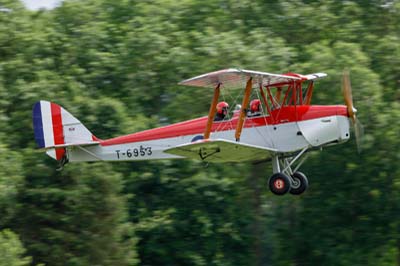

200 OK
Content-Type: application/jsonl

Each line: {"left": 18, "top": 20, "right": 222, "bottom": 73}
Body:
{"left": 33, "top": 101, "right": 65, "bottom": 160}
{"left": 33, "top": 100, "right": 97, "bottom": 161}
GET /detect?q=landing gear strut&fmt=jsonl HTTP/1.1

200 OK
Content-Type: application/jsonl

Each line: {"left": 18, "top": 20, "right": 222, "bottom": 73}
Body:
{"left": 268, "top": 148, "right": 309, "bottom": 196}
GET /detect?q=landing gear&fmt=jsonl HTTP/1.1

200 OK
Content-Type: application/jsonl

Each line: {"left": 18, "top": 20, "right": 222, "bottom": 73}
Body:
{"left": 268, "top": 172, "right": 308, "bottom": 195}
{"left": 269, "top": 148, "right": 310, "bottom": 196}
{"left": 289, "top": 172, "right": 309, "bottom": 195}
{"left": 56, "top": 151, "right": 69, "bottom": 171}
{"left": 268, "top": 173, "right": 291, "bottom": 195}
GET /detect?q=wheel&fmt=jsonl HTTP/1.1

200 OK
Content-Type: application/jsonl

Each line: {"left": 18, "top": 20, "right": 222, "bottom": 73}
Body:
{"left": 268, "top": 173, "right": 291, "bottom": 195}
{"left": 289, "top": 171, "right": 309, "bottom": 195}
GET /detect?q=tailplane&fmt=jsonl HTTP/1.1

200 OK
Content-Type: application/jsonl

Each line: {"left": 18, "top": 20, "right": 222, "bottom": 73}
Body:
{"left": 32, "top": 100, "right": 99, "bottom": 161}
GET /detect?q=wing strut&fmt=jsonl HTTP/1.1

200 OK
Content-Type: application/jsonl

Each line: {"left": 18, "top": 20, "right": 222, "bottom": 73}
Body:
{"left": 204, "top": 83, "right": 221, "bottom": 139}
{"left": 235, "top": 77, "right": 252, "bottom": 141}
{"left": 259, "top": 84, "right": 273, "bottom": 123}
{"left": 304, "top": 81, "right": 314, "bottom": 105}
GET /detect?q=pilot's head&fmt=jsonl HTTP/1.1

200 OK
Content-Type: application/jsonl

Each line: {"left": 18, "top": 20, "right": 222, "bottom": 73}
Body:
{"left": 250, "top": 99, "right": 261, "bottom": 113}
{"left": 216, "top": 101, "right": 229, "bottom": 116}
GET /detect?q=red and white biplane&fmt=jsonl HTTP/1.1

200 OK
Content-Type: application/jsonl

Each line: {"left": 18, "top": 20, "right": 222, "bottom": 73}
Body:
{"left": 32, "top": 68, "right": 361, "bottom": 195}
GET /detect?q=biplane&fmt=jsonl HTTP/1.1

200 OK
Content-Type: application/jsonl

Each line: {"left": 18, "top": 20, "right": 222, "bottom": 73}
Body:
{"left": 32, "top": 68, "right": 362, "bottom": 195}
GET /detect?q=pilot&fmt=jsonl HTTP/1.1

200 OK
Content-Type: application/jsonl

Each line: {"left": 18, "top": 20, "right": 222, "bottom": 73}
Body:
{"left": 248, "top": 99, "right": 262, "bottom": 117}
{"left": 214, "top": 101, "right": 229, "bottom": 121}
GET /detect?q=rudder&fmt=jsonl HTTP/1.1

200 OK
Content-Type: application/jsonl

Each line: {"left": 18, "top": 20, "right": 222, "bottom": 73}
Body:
{"left": 32, "top": 100, "right": 97, "bottom": 160}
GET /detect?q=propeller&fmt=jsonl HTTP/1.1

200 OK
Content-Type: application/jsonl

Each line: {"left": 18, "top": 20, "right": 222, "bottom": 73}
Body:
{"left": 342, "top": 70, "right": 364, "bottom": 153}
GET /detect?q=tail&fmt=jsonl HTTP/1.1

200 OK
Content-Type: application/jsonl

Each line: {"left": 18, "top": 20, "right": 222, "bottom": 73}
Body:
{"left": 32, "top": 100, "right": 99, "bottom": 161}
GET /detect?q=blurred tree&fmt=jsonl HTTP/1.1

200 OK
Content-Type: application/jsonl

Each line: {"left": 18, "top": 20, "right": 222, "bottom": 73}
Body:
{"left": 0, "top": 0, "right": 398, "bottom": 265}
{"left": 0, "top": 229, "right": 31, "bottom": 266}
{"left": 123, "top": 160, "right": 256, "bottom": 266}
{"left": 14, "top": 161, "right": 138, "bottom": 266}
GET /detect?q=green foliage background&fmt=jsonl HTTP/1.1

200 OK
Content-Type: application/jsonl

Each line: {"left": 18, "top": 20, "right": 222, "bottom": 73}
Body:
{"left": 0, "top": 0, "right": 399, "bottom": 265}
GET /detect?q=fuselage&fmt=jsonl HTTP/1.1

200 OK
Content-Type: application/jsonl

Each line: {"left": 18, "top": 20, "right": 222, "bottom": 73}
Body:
{"left": 67, "top": 105, "right": 351, "bottom": 162}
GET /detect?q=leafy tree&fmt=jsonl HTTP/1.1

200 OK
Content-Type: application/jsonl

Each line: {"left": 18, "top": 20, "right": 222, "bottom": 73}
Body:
{"left": 14, "top": 160, "right": 138, "bottom": 266}
{"left": 0, "top": 0, "right": 398, "bottom": 266}
{"left": 0, "top": 229, "right": 31, "bottom": 266}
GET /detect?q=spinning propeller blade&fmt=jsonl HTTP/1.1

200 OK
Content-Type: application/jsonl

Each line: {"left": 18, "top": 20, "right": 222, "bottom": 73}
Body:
{"left": 342, "top": 70, "right": 363, "bottom": 153}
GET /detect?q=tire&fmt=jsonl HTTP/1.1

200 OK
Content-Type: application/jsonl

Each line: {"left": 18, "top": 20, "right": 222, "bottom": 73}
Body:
{"left": 268, "top": 173, "right": 291, "bottom": 195}
{"left": 289, "top": 171, "right": 309, "bottom": 195}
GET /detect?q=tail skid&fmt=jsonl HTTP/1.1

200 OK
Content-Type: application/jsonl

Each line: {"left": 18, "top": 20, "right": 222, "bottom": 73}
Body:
{"left": 32, "top": 100, "right": 99, "bottom": 161}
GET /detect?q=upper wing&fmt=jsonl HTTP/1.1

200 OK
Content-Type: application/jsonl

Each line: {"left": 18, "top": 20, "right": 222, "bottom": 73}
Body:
{"left": 303, "top": 73, "right": 327, "bottom": 80}
{"left": 179, "top": 68, "right": 327, "bottom": 89}
{"left": 164, "top": 139, "right": 276, "bottom": 163}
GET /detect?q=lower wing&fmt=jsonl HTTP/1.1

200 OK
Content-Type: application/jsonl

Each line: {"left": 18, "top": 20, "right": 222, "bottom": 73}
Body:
{"left": 164, "top": 139, "right": 276, "bottom": 163}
